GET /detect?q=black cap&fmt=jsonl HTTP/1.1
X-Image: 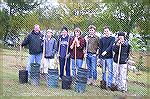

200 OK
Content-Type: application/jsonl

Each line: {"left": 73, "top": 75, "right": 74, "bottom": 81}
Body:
{"left": 118, "top": 32, "right": 125, "bottom": 37}
{"left": 61, "top": 26, "right": 68, "bottom": 32}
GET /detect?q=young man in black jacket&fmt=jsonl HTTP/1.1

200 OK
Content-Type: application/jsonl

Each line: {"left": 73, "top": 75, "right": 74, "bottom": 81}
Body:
{"left": 99, "top": 26, "right": 115, "bottom": 89}
{"left": 20, "top": 24, "right": 43, "bottom": 77}
{"left": 112, "top": 32, "right": 130, "bottom": 93}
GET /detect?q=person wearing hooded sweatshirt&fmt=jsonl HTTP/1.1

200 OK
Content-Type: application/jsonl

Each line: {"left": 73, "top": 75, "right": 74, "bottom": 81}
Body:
{"left": 42, "top": 29, "right": 57, "bottom": 74}
{"left": 20, "top": 24, "right": 43, "bottom": 77}
{"left": 57, "top": 26, "right": 71, "bottom": 79}
{"left": 112, "top": 32, "right": 130, "bottom": 93}
{"left": 69, "top": 27, "right": 86, "bottom": 77}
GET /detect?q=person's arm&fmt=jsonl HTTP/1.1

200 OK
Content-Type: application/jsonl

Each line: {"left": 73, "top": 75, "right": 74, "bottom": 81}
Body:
{"left": 70, "top": 38, "right": 75, "bottom": 49}
{"left": 20, "top": 34, "right": 30, "bottom": 51}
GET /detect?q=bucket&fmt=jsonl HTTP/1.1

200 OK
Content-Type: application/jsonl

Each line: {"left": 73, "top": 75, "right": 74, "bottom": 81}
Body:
{"left": 47, "top": 68, "right": 59, "bottom": 88}
{"left": 19, "top": 70, "right": 28, "bottom": 84}
{"left": 75, "top": 68, "right": 88, "bottom": 93}
{"left": 30, "top": 63, "right": 40, "bottom": 85}
{"left": 62, "top": 76, "right": 72, "bottom": 90}
{"left": 70, "top": 76, "right": 76, "bottom": 90}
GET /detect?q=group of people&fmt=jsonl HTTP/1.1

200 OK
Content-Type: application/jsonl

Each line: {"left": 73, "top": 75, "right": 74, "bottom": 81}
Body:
{"left": 20, "top": 24, "right": 130, "bottom": 93}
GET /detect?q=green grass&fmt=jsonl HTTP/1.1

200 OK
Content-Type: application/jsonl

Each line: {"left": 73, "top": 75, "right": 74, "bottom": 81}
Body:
{"left": 1, "top": 48, "right": 150, "bottom": 98}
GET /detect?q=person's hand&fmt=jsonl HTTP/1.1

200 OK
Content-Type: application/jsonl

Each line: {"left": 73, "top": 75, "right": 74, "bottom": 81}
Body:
{"left": 84, "top": 53, "right": 87, "bottom": 59}
{"left": 102, "top": 51, "right": 107, "bottom": 56}
{"left": 56, "top": 53, "right": 60, "bottom": 59}
{"left": 66, "top": 53, "right": 70, "bottom": 58}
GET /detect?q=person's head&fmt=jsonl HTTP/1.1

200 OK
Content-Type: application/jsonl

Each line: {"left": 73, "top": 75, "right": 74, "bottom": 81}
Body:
{"left": 34, "top": 24, "right": 40, "bottom": 33}
{"left": 47, "top": 29, "right": 53, "bottom": 38}
{"left": 88, "top": 25, "right": 96, "bottom": 35}
{"left": 74, "top": 27, "right": 81, "bottom": 37}
{"left": 103, "top": 26, "right": 111, "bottom": 37}
{"left": 118, "top": 32, "right": 125, "bottom": 42}
{"left": 61, "top": 26, "right": 68, "bottom": 36}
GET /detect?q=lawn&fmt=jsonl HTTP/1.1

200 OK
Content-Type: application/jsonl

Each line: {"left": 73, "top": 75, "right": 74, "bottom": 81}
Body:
{"left": 0, "top": 48, "right": 150, "bottom": 98}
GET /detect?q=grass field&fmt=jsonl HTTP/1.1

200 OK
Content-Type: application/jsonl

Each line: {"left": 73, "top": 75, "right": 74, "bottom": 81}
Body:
{"left": 0, "top": 48, "right": 150, "bottom": 98}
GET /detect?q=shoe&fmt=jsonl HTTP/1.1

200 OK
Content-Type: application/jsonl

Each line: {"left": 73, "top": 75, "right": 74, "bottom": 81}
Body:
{"left": 87, "top": 78, "right": 93, "bottom": 85}
{"left": 100, "top": 80, "right": 106, "bottom": 89}
{"left": 110, "top": 84, "right": 118, "bottom": 91}
{"left": 120, "top": 90, "right": 127, "bottom": 93}
{"left": 92, "top": 80, "right": 97, "bottom": 86}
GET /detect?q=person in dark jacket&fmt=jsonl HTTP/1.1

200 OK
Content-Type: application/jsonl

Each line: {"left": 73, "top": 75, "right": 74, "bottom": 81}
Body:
{"left": 20, "top": 24, "right": 43, "bottom": 77}
{"left": 99, "top": 26, "right": 115, "bottom": 89}
{"left": 69, "top": 27, "right": 86, "bottom": 77}
{"left": 57, "top": 26, "right": 71, "bottom": 79}
{"left": 112, "top": 32, "right": 130, "bottom": 93}
{"left": 42, "top": 29, "right": 57, "bottom": 74}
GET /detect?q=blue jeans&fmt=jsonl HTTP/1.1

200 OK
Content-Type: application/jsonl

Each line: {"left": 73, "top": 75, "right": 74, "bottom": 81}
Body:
{"left": 59, "top": 57, "right": 70, "bottom": 79}
{"left": 71, "top": 59, "right": 83, "bottom": 76}
{"left": 101, "top": 58, "right": 113, "bottom": 87}
{"left": 26, "top": 53, "right": 42, "bottom": 76}
{"left": 86, "top": 53, "right": 97, "bottom": 80}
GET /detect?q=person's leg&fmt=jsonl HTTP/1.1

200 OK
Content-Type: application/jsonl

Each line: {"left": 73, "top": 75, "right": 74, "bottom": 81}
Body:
{"left": 86, "top": 54, "right": 92, "bottom": 84}
{"left": 101, "top": 59, "right": 106, "bottom": 82}
{"left": 118, "top": 64, "right": 128, "bottom": 92}
{"left": 26, "top": 54, "right": 35, "bottom": 76}
{"left": 112, "top": 62, "right": 119, "bottom": 86}
{"left": 59, "top": 57, "right": 65, "bottom": 79}
{"left": 76, "top": 59, "right": 83, "bottom": 69}
{"left": 49, "top": 59, "right": 55, "bottom": 69}
{"left": 71, "top": 59, "right": 76, "bottom": 76}
{"left": 44, "top": 58, "right": 49, "bottom": 73}
{"left": 66, "top": 57, "right": 70, "bottom": 77}
{"left": 35, "top": 53, "right": 42, "bottom": 65}
{"left": 91, "top": 54, "right": 97, "bottom": 80}
{"left": 91, "top": 54, "right": 97, "bottom": 85}
{"left": 86, "top": 54, "right": 92, "bottom": 79}
{"left": 106, "top": 59, "right": 113, "bottom": 87}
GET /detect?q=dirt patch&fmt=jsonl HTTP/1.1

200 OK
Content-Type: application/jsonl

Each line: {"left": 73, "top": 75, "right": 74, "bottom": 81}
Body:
{"left": 129, "top": 81, "right": 150, "bottom": 88}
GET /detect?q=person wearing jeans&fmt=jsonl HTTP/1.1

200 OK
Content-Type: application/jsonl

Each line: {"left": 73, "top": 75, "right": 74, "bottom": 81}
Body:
{"left": 99, "top": 26, "right": 115, "bottom": 89}
{"left": 86, "top": 25, "right": 99, "bottom": 86}
{"left": 69, "top": 27, "right": 86, "bottom": 77}
{"left": 20, "top": 24, "right": 43, "bottom": 78}
{"left": 57, "top": 26, "right": 70, "bottom": 79}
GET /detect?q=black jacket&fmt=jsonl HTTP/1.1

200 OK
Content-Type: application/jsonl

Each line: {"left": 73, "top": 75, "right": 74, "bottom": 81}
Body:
{"left": 99, "top": 36, "right": 115, "bottom": 59}
{"left": 113, "top": 41, "right": 130, "bottom": 64}
{"left": 21, "top": 30, "right": 43, "bottom": 55}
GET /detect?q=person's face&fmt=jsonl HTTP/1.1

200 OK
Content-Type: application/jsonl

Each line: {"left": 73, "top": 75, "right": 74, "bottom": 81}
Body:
{"left": 118, "top": 36, "right": 125, "bottom": 42}
{"left": 34, "top": 25, "right": 40, "bottom": 33}
{"left": 74, "top": 29, "right": 81, "bottom": 37}
{"left": 104, "top": 28, "right": 110, "bottom": 37}
{"left": 47, "top": 31, "right": 52, "bottom": 37}
{"left": 89, "top": 28, "right": 96, "bottom": 35}
{"left": 61, "top": 29, "right": 68, "bottom": 35}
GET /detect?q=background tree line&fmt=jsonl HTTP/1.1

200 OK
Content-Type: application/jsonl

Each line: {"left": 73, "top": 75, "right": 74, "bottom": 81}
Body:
{"left": 0, "top": 0, "right": 149, "bottom": 51}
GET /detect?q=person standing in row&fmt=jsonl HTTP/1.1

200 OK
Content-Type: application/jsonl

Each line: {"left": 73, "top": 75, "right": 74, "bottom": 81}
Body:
{"left": 20, "top": 24, "right": 43, "bottom": 77}
{"left": 57, "top": 26, "right": 71, "bottom": 80}
{"left": 112, "top": 32, "right": 130, "bottom": 93}
{"left": 86, "top": 25, "right": 100, "bottom": 86}
{"left": 69, "top": 27, "right": 86, "bottom": 77}
{"left": 99, "top": 26, "right": 115, "bottom": 89}
{"left": 41, "top": 29, "right": 57, "bottom": 74}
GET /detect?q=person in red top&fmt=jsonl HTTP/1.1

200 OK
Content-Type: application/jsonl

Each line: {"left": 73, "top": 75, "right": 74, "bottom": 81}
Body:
{"left": 69, "top": 27, "right": 86, "bottom": 77}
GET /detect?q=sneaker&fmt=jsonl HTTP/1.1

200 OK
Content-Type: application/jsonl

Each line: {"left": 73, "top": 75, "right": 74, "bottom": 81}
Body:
{"left": 87, "top": 78, "right": 93, "bottom": 85}
{"left": 92, "top": 80, "right": 97, "bottom": 86}
{"left": 100, "top": 80, "right": 106, "bottom": 89}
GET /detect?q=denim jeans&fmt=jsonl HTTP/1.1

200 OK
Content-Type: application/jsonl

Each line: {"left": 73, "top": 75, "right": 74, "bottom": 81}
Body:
{"left": 59, "top": 57, "right": 70, "bottom": 79}
{"left": 26, "top": 53, "right": 42, "bottom": 76}
{"left": 86, "top": 53, "right": 97, "bottom": 80}
{"left": 101, "top": 58, "right": 113, "bottom": 87}
{"left": 71, "top": 58, "right": 83, "bottom": 76}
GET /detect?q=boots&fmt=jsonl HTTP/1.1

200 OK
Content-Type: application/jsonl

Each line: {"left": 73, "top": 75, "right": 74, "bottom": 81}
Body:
{"left": 92, "top": 80, "right": 97, "bottom": 86}
{"left": 100, "top": 80, "right": 106, "bottom": 89}
{"left": 110, "top": 84, "right": 118, "bottom": 91}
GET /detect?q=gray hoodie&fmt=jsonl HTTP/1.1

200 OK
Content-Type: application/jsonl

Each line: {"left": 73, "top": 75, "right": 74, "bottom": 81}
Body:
{"left": 44, "top": 37, "right": 57, "bottom": 59}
